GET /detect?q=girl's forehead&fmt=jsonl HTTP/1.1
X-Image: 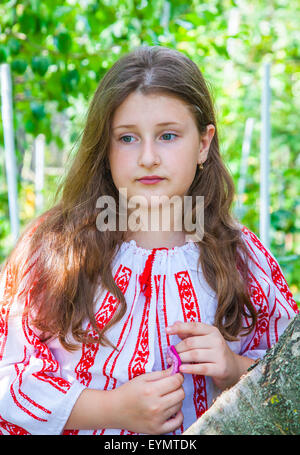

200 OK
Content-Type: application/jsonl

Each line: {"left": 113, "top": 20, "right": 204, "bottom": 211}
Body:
{"left": 112, "top": 91, "right": 192, "bottom": 124}
{"left": 118, "top": 90, "right": 188, "bottom": 107}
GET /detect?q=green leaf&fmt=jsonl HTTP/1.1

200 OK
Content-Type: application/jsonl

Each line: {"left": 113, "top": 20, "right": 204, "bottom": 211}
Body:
{"left": 31, "top": 56, "right": 51, "bottom": 76}
{"left": 54, "top": 32, "right": 72, "bottom": 54}
{"left": 30, "top": 102, "right": 46, "bottom": 120}
{"left": 0, "top": 45, "right": 8, "bottom": 63}
{"left": 7, "top": 38, "right": 21, "bottom": 56}
{"left": 61, "top": 69, "right": 80, "bottom": 93}
{"left": 11, "top": 59, "right": 28, "bottom": 74}
{"left": 19, "top": 13, "right": 38, "bottom": 34}
{"left": 271, "top": 209, "right": 295, "bottom": 232}
{"left": 25, "top": 119, "right": 36, "bottom": 134}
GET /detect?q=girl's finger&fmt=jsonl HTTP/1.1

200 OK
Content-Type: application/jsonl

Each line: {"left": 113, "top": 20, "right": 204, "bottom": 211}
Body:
{"left": 174, "top": 333, "right": 216, "bottom": 353}
{"left": 161, "top": 409, "right": 184, "bottom": 435}
{"left": 166, "top": 321, "right": 215, "bottom": 338}
{"left": 144, "top": 366, "right": 174, "bottom": 381}
{"left": 146, "top": 371, "right": 184, "bottom": 397}
{"left": 178, "top": 347, "right": 215, "bottom": 364}
{"left": 163, "top": 401, "right": 183, "bottom": 421}
{"left": 161, "top": 385, "right": 185, "bottom": 410}
{"left": 179, "top": 362, "right": 218, "bottom": 377}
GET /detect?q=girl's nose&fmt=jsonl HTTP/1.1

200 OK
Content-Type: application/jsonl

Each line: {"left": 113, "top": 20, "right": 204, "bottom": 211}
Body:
{"left": 138, "top": 139, "right": 161, "bottom": 167}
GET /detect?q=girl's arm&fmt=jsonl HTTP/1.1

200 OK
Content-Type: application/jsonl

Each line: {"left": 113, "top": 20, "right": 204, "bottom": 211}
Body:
{"left": 0, "top": 259, "right": 185, "bottom": 435}
{"left": 64, "top": 368, "right": 185, "bottom": 434}
{"left": 0, "top": 263, "right": 86, "bottom": 435}
{"left": 64, "top": 388, "right": 116, "bottom": 430}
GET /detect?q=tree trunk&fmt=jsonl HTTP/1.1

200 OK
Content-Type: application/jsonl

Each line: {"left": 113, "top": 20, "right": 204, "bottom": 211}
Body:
{"left": 183, "top": 314, "right": 300, "bottom": 435}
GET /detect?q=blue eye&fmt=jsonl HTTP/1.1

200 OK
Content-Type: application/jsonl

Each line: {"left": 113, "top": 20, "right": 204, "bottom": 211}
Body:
{"left": 119, "top": 133, "right": 177, "bottom": 143}
{"left": 161, "top": 133, "right": 177, "bottom": 141}
{"left": 120, "top": 135, "right": 134, "bottom": 143}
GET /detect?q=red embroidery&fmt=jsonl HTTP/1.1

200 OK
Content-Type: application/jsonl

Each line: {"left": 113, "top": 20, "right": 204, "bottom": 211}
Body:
{"left": 276, "top": 296, "right": 292, "bottom": 319}
{"left": 175, "top": 271, "right": 201, "bottom": 322}
{"left": 162, "top": 274, "right": 170, "bottom": 347}
{"left": 75, "top": 264, "right": 132, "bottom": 386}
{"left": 22, "top": 290, "right": 71, "bottom": 394}
{"left": 154, "top": 274, "right": 161, "bottom": 300}
{"left": 128, "top": 287, "right": 151, "bottom": 380}
{"left": 155, "top": 275, "right": 166, "bottom": 370}
{"left": 0, "top": 247, "right": 40, "bottom": 361}
{"left": 0, "top": 266, "right": 14, "bottom": 361}
{"left": 103, "top": 273, "right": 139, "bottom": 392}
{"left": 32, "top": 372, "right": 71, "bottom": 393}
{"left": 242, "top": 226, "right": 298, "bottom": 313}
{"left": 175, "top": 270, "right": 207, "bottom": 418}
{"left": 0, "top": 414, "right": 30, "bottom": 435}
{"left": 274, "top": 308, "right": 281, "bottom": 343}
{"left": 99, "top": 272, "right": 163, "bottom": 437}
{"left": 10, "top": 368, "right": 48, "bottom": 422}
{"left": 242, "top": 270, "right": 270, "bottom": 352}
{"left": 127, "top": 249, "right": 166, "bottom": 380}
{"left": 15, "top": 347, "right": 52, "bottom": 417}
{"left": 138, "top": 250, "right": 157, "bottom": 298}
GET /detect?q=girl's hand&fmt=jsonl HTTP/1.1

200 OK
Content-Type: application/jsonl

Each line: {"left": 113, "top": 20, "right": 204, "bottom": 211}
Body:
{"left": 111, "top": 367, "right": 185, "bottom": 434}
{"left": 166, "top": 321, "right": 254, "bottom": 391}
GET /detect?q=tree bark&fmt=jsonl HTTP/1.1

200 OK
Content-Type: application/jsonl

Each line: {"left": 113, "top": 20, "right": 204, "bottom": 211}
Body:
{"left": 183, "top": 314, "right": 300, "bottom": 435}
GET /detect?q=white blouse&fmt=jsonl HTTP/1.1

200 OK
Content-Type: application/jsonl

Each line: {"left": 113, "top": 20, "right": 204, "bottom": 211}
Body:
{"left": 0, "top": 225, "right": 298, "bottom": 435}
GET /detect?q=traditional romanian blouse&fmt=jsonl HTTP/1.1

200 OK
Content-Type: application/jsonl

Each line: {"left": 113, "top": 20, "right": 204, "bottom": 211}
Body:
{"left": 0, "top": 225, "right": 298, "bottom": 435}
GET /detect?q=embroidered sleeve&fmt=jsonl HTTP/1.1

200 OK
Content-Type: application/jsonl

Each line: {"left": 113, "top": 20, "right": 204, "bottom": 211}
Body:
{"left": 239, "top": 226, "right": 299, "bottom": 360}
{"left": 0, "top": 255, "right": 85, "bottom": 435}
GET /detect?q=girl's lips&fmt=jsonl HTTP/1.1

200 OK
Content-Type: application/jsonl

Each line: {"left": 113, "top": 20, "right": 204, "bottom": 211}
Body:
{"left": 137, "top": 178, "right": 165, "bottom": 184}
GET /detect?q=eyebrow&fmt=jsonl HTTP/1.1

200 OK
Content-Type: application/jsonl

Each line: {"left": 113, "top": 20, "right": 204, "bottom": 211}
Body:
{"left": 112, "top": 122, "right": 182, "bottom": 130}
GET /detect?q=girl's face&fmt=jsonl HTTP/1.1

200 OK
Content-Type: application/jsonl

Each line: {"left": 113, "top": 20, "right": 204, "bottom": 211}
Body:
{"left": 109, "top": 91, "right": 215, "bottom": 207}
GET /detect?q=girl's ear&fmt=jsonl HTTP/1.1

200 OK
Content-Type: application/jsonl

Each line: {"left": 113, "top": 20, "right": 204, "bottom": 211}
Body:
{"left": 197, "top": 124, "right": 215, "bottom": 164}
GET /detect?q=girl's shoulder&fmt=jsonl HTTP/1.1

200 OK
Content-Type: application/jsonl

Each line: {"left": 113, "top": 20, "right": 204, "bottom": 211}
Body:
{"left": 238, "top": 223, "right": 284, "bottom": 281}
{"left": 239, "top": 224, "right": 298, "bottom": 314}
{"left": 238, "top": 224, "right": 279, "bottom": 270}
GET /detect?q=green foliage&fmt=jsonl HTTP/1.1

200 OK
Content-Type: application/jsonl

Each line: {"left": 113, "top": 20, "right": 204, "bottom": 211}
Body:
{"left": 0, "top": 0, "right": 299, "bottom": 304}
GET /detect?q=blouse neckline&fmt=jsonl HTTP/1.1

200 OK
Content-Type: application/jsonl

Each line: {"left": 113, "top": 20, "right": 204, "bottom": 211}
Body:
{"left": 119, "top": 238, "right": 200, "bottom": 256}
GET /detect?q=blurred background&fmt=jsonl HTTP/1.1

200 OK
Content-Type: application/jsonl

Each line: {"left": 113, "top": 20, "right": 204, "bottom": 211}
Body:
{"left": 0, "top": 0, "right": 299, "bottom": 305}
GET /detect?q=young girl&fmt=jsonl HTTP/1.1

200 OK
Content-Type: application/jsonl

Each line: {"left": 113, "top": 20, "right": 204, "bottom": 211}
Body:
{"left": 0, "top": 46, "right": 298, "bottom": 435}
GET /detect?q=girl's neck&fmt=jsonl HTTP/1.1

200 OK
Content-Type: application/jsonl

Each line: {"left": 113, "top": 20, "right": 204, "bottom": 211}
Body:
{"left": 124, "top": 230, "right": 188, "bottom": 250}
{"left": 123, "top": 199, "right": 190, "bottom": 250}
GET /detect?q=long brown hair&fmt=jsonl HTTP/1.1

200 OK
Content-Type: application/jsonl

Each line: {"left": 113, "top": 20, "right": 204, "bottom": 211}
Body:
{"left": 1, "top": 46, "right": 256, "bottom": 351}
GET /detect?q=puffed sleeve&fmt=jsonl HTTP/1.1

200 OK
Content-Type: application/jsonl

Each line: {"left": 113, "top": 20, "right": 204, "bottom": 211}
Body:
{"left": 0, "top": 251, "right": 86, "bottom": 435}
{"left": 238, "top": 226, "right": 299, "bottom": 360}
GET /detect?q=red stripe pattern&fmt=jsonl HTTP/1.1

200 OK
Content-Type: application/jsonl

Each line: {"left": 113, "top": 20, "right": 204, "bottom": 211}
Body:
{"left": 241, "top": 226, "right": 298, "bottom": 313}
{"left": 75, "top": 264, "right": 132, "bottom": 387}
{"left": 240, "top": 226, "right": 298, "bottom": 356}
{"left": 0, "top": 266, "right": 13, "bottom": 361}
{"left": 175, "top": 270, "right": 208, "bottom": 419}
{"left": 0, "top": 226, "right": 298, "bottom": 435}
